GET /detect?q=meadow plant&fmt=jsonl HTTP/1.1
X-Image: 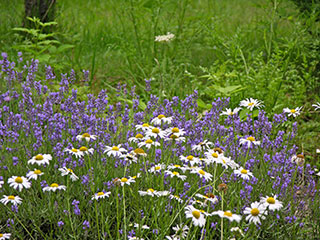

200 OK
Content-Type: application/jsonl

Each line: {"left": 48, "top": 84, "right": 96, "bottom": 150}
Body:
{"left": 0, "top": 53, "right": 319, "bottom": 239}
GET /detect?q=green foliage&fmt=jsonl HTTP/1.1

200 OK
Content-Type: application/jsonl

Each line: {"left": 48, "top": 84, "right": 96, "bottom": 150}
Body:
{"left": 12, "top": 16, "right": 74, "bottom": 71}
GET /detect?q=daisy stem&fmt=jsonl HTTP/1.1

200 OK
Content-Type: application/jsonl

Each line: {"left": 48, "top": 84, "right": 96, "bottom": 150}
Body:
{"left": 122, "top": 185, "right": 127, "bottom": 240}
{"left": 94, "top": 200, "right": 101, "bottom": 240}
{"left": 291, "top": 165, "right": 299, "bottom": 207}
{"left": 221, "top": 191, "right": 224, "bottom": 240}
{"left": 252, "top": 115, "right": 256, "bottom": 137}
{"left": 243, "top": 148, "right": 250, "bottom": 166}
{"left": 116, "top": 186, "right": 120, "bottom": 239}
{"left": 66, "top": 178, "right": 76, "bottom": 238}
{"left": 232, "top": 117, "right": 238, "bottom": 159}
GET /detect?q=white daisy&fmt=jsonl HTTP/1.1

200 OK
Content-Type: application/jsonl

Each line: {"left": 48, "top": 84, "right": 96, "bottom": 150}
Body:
{"left": 243, "top": 201, "right": 267, "bottom": 225}
{"left": 26, "top": 169, "right": 44, "bottom": 180}
{"left": 169, "top": 194, "right": 184, "bottom": 203}
{"left": 43, "top": 183, "right": 66, "bottom": 192}
{"left": 204, "top": 150, "right": 224, "bottom": 164}
{"left": 104, "top": 144, "right": 127, "bottom": 157}
{"left": 230, "top": 227, "right": 244, "bottom": 237}
{"left": 128, "top": 133, "right": 144, "bottom": 143}
{"left": 138, "top": 139, "right": 161, "bottom": 149}
{"left": 0, "top": 195, "right": 23, "bottom": 205}
{"left": 164, "top": 127, "right": 186, "bottom": 137}
{"left": 64, "top": 148, "right": 84, "bottom": 158}
{"left": 79, "top": 146, "right": 94, "bottom": 155}
{"left": 0, "top": 233, "right": 11, "bottom": 240}
{"left": 0, "top": 180, "right": 3, "bottom": 188}
{"left": 58, "top": 167, "right": 79, "bottom": 181}
{"left": 192, "top": 199, "right": 208, "bottom": 208}
{"left": 165, "top": 170, "right": 187, "bottom": 181}
{"left": 131, "top": 148, "right": 147, "bottom": 157}
{"left": 115, "top": 177, "right": 135, "bottom": 186}
{"left": 149, "top": 164, "right": 166, "bottom": 173}
{"left": 128, "top": 237, "right": 144, "bottom": 240}
{"left": 312, "top": 102, "right": 320, "bottom": 110}
{"left": 8, "top": 176, "right": 31, "bottom": 192}
{"left": 76, "top": 133, "right": 98, "bottom": 142}
{"left": 138, "top": 188, "right": 170, "bottom": 197}
{"left": 134, "top": 223, "right": 150, "bottom": 230}
{"left": 150, "top": 114, "right": 173, "bottom": 125}
{"left": 239, "top": 98, "right": 264, "bottom": 111}
{"left": 120, "top": 153, "right": 138, "bottom": 164}
{"left": 167, "top": 164, "right": 188, "bottom": 173}
{"left": 291, "top": 154, "right": 305, "bottom": 166}
{"left": 91, "top": 191, "right": 111, "bottom": 200}
{"left": 135, "top": 123, "right": 153, "bottom": 132}
{"left": 283, "top": 107, "right": 302, "bottom": 118}
{"left": 220, "top": 107, "right": 242, "bottom": 116}
{"left": 219, "top": 156, "right": 239, "bottom": 170}
{"left": 184, "top": 205, "right": 206, "bottom": 227}
{"left": 145, "top": 127, "right": 167, "bottom": 139}
{"left": 234, "top": 167, "right": 253, "bottom": 180}
{"left": 190, "top": 168, "right": 213, "bottom": 181}
{"left": 191, "top": 140, "right": 213, "bottom": 152}
{"left": 211, "top": 210, "right": 242, "bottom": 223}
{"left": 166, "top": 224, "right": 189, "bottom": 240}
{"left": 165, "top": 134, "right": 186, "bottom": 143}
{"left": 179, "top": 155, "right": 200, "bottom": 166}
{"left": 239, "top": 136, "right": 260, "bottom": 148}
{"left": 260, "top": 195, "right": 283, "bottom": 211}
{"left": 195, "top": 193, "right": 218, "bottom": 204}
{"left": 28, "top": 154, "right": 52, "bottom": 166}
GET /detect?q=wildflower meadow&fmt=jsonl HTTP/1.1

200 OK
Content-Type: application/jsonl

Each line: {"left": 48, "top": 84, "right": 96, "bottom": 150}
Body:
{"left": 0, "top": 0, "right": 320, "bottom": 239}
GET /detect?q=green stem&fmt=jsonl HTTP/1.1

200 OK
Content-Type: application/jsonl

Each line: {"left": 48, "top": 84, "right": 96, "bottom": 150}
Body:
{"left": 221, "top": 191, "right": 224, "bottom": 240}
{"left": 122, "top": 186, "right": 127, "bottom": 240}
{"left": 94, "top": 200, "right": 101, "bottom": 240}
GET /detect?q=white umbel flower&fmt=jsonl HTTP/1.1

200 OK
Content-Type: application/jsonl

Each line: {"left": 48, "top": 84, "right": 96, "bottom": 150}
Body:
{"left": 239, "top": 98, "right": 264, "bottom": 111}
{"left": 283, "top": 107, "right": 302, "bottom": 118}
{"left": 104, "top": 144, "right": 127, "bottom": 157}
{"left": 43, "top": 183, "right": 66, "bottom": 192}
{"left": 26, "top": 169, "right": 44, "bottom": 180}
{"left": 8, "top": 176, "right": 31, "bottom": 192}
{"left": 243, "top": 201, "right": 267, "bottom": 225}
{"left": 76, "top": 133, "right": 97, "bottom": 142}
{"left": 184, "top": 205, "right": 206, "bottom": 227}
{"left": 0, "top": 195, "right": 23, "bottom": 205}
{"left": 155, "top": 32, "right": 175, "bottom": 42}
{"left": 234, "top": 167, "right": 254, "bottom": 180}
{"left": 260, "top": 195, "right": 283, "bottom": 211}
{"left": 92, "top": 191, "right": 111, "bottom": 200}
{"left": 239, "top": 136, "right": 260, "bottom": 148}
{"left": 28, "top": 154, "right": 52, "bottom": 166}
{"left": 138, "top": 188, "right": 170, "bottom": 197}
{"left": 211, "top": 210, "right": 242, "bottom": 223}
{"left": 220, "top": 107, "right": 242, "bottom": 116}
{"left": 58, "top": 167, "right": 79, "bottom": 181}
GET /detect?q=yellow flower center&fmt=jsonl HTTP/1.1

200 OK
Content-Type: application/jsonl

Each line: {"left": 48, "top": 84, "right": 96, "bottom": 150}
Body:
{"left": 142, "top": 123, "right": 149, "bottom": 127}
{"left": 192, "top": 210, "right": 201, "bottom": 219}
{"left": 146, "top": 139, "right": 153, "bottom": 144}
{"left": 8, "top": 195, "right": 15, "bottom": 200}
{"left": 174, "top": 195, "right": 180, "bottom": 198}
{"left": 67, "top": 168, "right": 73, "bottom": 173}
{"left": 82, "top": 133, "right": 90, "bottom": 138}
{"left": 132, "top": 176, "right": 137, "bottom": 179}
{"left": 267, "top": 197, "right": 275, "bottom": 204}
{"left": 248, "top": 102, "right": 254, "bottom": 106}
{"left": 121, "top": 178, "right": 128, "bottom": 182}
{"left": 224, "top": 211, "right": 233, "bottom": 217}
{"left": 35, "top": 154, "right": 44, "bottom": 160}
{"left": 158, "top": 114, "right": 165, "bottom": 119}
{"left": 148, "top": 188, "right": 155, "bottom": 193}
{"left": 174, "top": 165, "right": 181, "bottom": 168}
{"left": 34, "top": 169, "right": 42, "bottom": 174}
{"left": 135, "top": 134, "right": 143, "bottom": 138}
{"left": 15, "top": 177, "right": 23, "bottom": 183}
{"left": 212, "top": 153, "right": 218, "bottom": 158}
{"left": 186, "top": 155, "right": 194, "bottom": 161}
{"left": 251, "top": 208, "right": 260, "bottom": 216}
{"left": 71, "top": 148, "right": 78, "bottom": 152}
{"left": 214, "top": 148, "right": 223, "bottom": 154}
{"left": 79, "top": 146, "right": 88, "bottom": 151}
{"left": 152, "top": 128, "right": 160, "bottom": 133}
{"left": 97, "top": 192, "right": 104, "bottom": 196}
{"left": 112, "top": 146, "right": 119, "bottom": 151}
{"left": 198, "top": 170, "right": 205, "bottom": 175}
{"left": 241, "top": 169, "right": 248, "bottom": 174}
{"left": 50, "top": 183, "right": 59, "bottom": 188}
{"left": 247, "top": 136, "right": 255, "bottom": 142}
{"left": 172, "top": 127, "right": 179, "bottom": 133}
{"left": 229, "top": 111, "right": 234, "bottom": 115}
{"left": 134, "top": 148, "right": 146, "bottom": 155}
{"left": 170, "top": 134, "right": 178, "bottom": 139}
{"left": 172, "top": 171, "right": 179, "bottom": 175}
{"left": 155, "top": 166, "right": 161, "bottom": 170}
{"left": 0, "top": 234, "right": 3, "bottom": 237}
{"left": 290, "top": 109, "right": 296, "bottom": 113}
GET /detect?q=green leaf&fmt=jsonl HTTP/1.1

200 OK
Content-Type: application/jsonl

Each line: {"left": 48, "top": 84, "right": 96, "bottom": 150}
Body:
{"left": 56, "top": 44, "right": 75, "bottom": 53}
